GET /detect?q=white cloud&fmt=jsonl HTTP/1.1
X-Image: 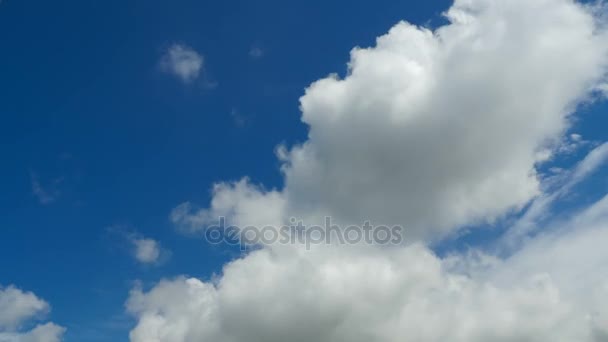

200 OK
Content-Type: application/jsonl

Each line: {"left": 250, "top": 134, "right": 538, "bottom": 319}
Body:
{"left": 130, "top": 0, "right": 608, "bottom": 341}
{"left": 0, "top": 286, "right": 48, "bottom": 331}
{"left": 0, "top": 286, "right": 65, "bottom": 342}
{"left": 501, "top": 142, "right": 608, "bottom": 249}
{"left": 160, "top": 44, "right": 203, "bottom": 83}
{"left": 170, "top": 0, "right": 608, "bottom": 242}
{"left": 0, "top": 324, "right": 66, "bottom": 342}
{"left": 131, "top": 181, "right": 608, "bottom": 342}
{"left": 282, "top": 0, "right": 608, "bottom": 240}
{"left": 128, "top": 207, "right": 608, "bottom": 341}
{"left": 133, "top": 238, "right": 162, "bottom": 264}
{"left": 107, "top": 226, "right": 170, "bottom": 265}
{"left": 171, "top": 178, "right": 285, "bottom": 234}
{"left": 556, "top": 133, "right": 590, "bottom": 155}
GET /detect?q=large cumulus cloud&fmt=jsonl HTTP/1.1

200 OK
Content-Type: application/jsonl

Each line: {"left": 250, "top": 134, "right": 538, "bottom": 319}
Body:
{"left": 131, "top": 0, "right": 608, "bottom": 341}
{"left": 284, "top": 0, "right": 608, "bottom": 239}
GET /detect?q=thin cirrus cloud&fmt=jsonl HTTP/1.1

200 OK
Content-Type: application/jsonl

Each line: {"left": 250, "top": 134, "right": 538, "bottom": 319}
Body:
{"left": 599, "top": 83, "right": 608, "bottom": 96}
{"left": 29, "top": 172, "right": 62, "bottom": 205}
{"left": 0, "top": 285, "right": 65, "bottom": 342}
{"left": 249, "top": 46, "right": 264, "bottom": 59}
{"left": 159, "top": 44, "right": 204, "bottom": 84}
{"left": 129, "top": 0, "right": 608, "bottom": 341}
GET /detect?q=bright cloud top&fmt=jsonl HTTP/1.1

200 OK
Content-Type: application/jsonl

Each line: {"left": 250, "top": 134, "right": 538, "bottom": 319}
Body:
{"left": 160, "top": 44, "right": 204, "bottom": 83}
{"left": 284, "top": 0, "right": 608, "bottom": 239}
{"left": 130, "top": 0, "right": 608, "bottom": 341}
{"left": 0, "top": 285, "right": 65, "bottom": 342}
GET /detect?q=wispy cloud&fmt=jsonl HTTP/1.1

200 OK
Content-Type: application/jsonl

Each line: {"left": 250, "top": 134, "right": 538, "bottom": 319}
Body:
{"left": 230, "top": 108, "right": 249, "bottom": 127}
{"left": 501, "top": 142, "right": 608, "bottom": 251}
{"left": 29, "top": 171, "right": 62, "bottom": 205}
{"left": 598, "top": 83, "right": 608, "bottom": 97}
{"left": 249, "top": 46, "right": 264, "bottom": 59}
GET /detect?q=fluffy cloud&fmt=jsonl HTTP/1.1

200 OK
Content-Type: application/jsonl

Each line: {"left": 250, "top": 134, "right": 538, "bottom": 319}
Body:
{"left": 171, "top": 178, "right": 285, "bottom": 234}
{"left": 0, "top": 286, "right": 65, "bottom": 342}
{"left": 128, "top": 202, "right": 608, "bottom": 341}
{"left": 130, "top": 0, "right": 608, "bottom": 341}
{"left": 160, "top": 44, "right": 203, "bottom": 83}
{"left": 133, "top": 238, "right": 162, "bottom": 264}
{"left": 172, "top": 0, "right": 608, "bottom": 241}
{"left": 107, "top": 226, "right": 171, "bottom": 265}
{"left": 0, "top": 286, "right": 48, "bottom": 331}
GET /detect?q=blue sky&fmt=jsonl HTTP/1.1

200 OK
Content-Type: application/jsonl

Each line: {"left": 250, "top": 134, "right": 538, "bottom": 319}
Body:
{"left": 2, "top": 0, "right": 608, "bottom": 341}
{"left": 0, "top": 1, "right": 449, "bottom": 339}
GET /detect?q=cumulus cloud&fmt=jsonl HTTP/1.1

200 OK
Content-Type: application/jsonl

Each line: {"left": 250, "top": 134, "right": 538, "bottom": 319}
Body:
{"left": 172, "top": 0, "right": 608, "bottom": 241}
{"left": 130, "top": 0, "right": 608, "bottom": 341}
{"left": 128, "top": 199, "right": 608, "bottom": 341}
{"left": 0, "top": 286, "right": 48, "bottom": 331}
{"left": 170, "top": 178, "right": 285, "bottom": 234}
{"left": 160, "top": 44, "right": 204, "bottom": 83}
{"left": 283, "top": 0, "right": 608, "bottom": 240}
{"left": 0, "top": 286, "right": 65, "bottom": 342}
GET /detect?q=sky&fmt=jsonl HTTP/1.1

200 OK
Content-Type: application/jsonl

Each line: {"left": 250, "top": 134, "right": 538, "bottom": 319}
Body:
{"left": 1, "top": 0, "right": 608, "bottom": 341}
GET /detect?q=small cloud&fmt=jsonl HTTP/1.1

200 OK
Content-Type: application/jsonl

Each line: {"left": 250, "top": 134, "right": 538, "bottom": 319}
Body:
{"left": 106, "top": 226, "right": 171, "bottom": 266}
{"left": 29, "top": 172, "right": 62, "bottom": 205}
{"left": 130, "top": 235, "right": 170, "bottom": 266}
{"left": 160, "top": 44, "right": 204, "bottom": 83}
{"left": 249, "top": 46, "right": 264, "bottom": 59}
{"left": 132, "top": 238, "right": 161, "bottom": 264}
